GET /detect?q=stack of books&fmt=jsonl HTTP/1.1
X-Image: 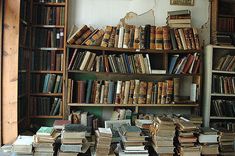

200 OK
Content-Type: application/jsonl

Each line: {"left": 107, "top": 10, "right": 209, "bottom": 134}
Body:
{"left": 95, "top": 128, "right": 113, "bottom": 155}
{"left": 175, "top": 120, "right": 201, "bottom": 156}
{"left": 167, "top": 10, "right": 191, "bottom": 28}
{"left": 218, "top": 129, "right": 235, "bottom": 155}
{"left": 12, "top": 135, "right": 33, "bottom": 155}
{"left": 151, "top": 116, "right": 175, "bottom": 155}
{"left": 198, "top": 127, "right": 219, "bottom": 155}
{"left": 67, "top": 23, "right": 201, "bottom": 51}
{"left": 33, "top": 127, "right": 60, "bottom": 156}
{"left": 118, "top": 124, "right": 148, "bottom": 156}
{"left": 58, "top": 124, "right": 89, "bottom": 155}
{"left": 53, "top": 120, "right": 71, "bottom": 131}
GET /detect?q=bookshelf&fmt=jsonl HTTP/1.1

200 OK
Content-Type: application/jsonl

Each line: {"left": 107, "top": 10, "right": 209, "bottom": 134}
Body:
{"left": 27, "top": 0, "right": 68, "bottom": 120}
{"left": 211, "top": 0, "right": 235, "bottom": 45}
{"left": 203, "top": 45, "right": 235, "bottom": 130}
{"left": 65, "top": 44, "right": 203, "bottom": 117}
{"left": 18, "top": 0, "right": 31, "bottom": 132}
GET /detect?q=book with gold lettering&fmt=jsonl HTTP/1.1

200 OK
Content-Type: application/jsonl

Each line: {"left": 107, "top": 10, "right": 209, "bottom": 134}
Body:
{"left": 163, "top": 26, "right": 172, "bottom": 50}
{"left": 138, "top": 81, "right": 147, "bottom": 104}
{"left": 101, "top": 26, "right": 113, "bottom": 47}
{"left": 133, "top": 26, "right": 140, "bottom": 49}
{"left": 108, "top": 27, "right": 116, "bottom": 48}
{"left": 146, "top": 82, "right": 153, "bottom": 104}
{"left": 150, "top": 26, "right": 156, "bottom": 49}
{"left": 155, "top": 27, "right": 163, "bottom": 50}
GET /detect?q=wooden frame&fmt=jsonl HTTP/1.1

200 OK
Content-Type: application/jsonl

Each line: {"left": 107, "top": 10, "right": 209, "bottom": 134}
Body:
{"left": 0, "top": 0, "right": 3, "bottom": 146}
{"left": 170, "top": 0, "right": 194, "bottom": 6}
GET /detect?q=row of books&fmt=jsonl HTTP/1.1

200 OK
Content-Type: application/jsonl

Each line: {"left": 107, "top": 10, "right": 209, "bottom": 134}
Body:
{"left": 214, "top": 54, "right": 235, "bottom": 71}
{"left": 33, "top": 6, "right": 65, "bottom": 25}
{"left": 20, "top": 25, "right": 30, "bottom": 46}
{"left": 68, "top": 50, "right": 158, "bottom": 74}
{"left": 18, "top": 74, "right": 27, "bottom": 95}
{"left": 19, "top": 48, "right": 27, "bottom": 70}
{"left": 67, "top": 78, "right": 198, "bottom": 104}
{"left": 211, "top": 100, "right": 235, "bottom": 117}
{"left": 218, "top": 17, "right": 235, "bottom": 33}
{"left": 67, "top": 24, "right": 201, "bottom": 50}
{"left": 31, "top": 74, "right": 62, "bottom": 93}
{"left": 212, "top": 76, "right": 235, "bottom": 94}
{"left": 33, "top": 28, "right": 64, "bottom": 48}
{"left": 31, "top": 51, "right": 63, "bottom": 71}
{"left": 168, "top": 53, "right": 200, "bottom": 74}
{"left": 166, "top": 10, "right": 191, "bottom": 28}
{"left": 30, "top": 97, "right": 62, "bottom": 116}
{"left": 211, "top": 122, "right": 235, "bottom": 133}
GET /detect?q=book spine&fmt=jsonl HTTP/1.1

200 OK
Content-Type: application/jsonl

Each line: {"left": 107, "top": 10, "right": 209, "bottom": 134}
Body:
{"left": 94, "top": 81, "right": 101, "bottom": 104}
{"left": 75, "top": 29, "right": 92, "bottom": 45}
{"left": 129, "top": 26, "right": 135, "bottom": 48}
{"left": 170, "top": 28, "right": 177, "bottom": 50}
{"left": 174, "top": 28, "right": 183, "bottom": 50}
{"left": 139, "top": 26, "right": 145, "bottom": 49}
{"left": 165, "top": 80, "right": 173, "bottom": 104}
{"left": 146, "top": 82, "right": 153, "bottom": 104}
{"left": 118, "top": 26, "right": 124, "bottom": 48}
{"left": 157, "top": 82, "right": 163, "bottom": 104}
{"left": 155, "top": 27, "right": 163, "bottom": 50}
{"left": 188, "top": 28, "right": 196, "bottom": 50}
{"left": 108, "top": 27, "right": 116, "bottom": 48}
{"left": 178, "top": 28, "right": 187, "bottom": 50}
{"left": 128, "top": 80, "right": 135, "bottom": 104}
{"left": 133, "top": 26, "right": 140, "bottom": 49}
{"left": 183, "top": 28, "right": 192, "bottom": 50}
{"left": 138, "top": 81, "right": 147, "bottom": 104}
{"left": 103, "top": 81, "right": 109, "bottom": 104}
{"left": 77, "top": 80, "right": 86, "bottom": 103}
{"left": 163, "top": 26, "right": 172, "bottom": 50}
{"left": 101, "top": 26, "right": 113, "bottom": 47}
{"left": 150, "top": 26, "right": 156, "bottom": 49}
{"left": 85, "top": 80, "right": 93, "bottom": 103}
{"left": 100, "top": 84, "right": 105, "bottom": 104}
{"left": 123, "top": 25, "right": 131, "bottom": 48}
{"left": 173, "top": 78, "right": 180, "bottom": 102}
{"left": 160, "top": 82, "right": 167, "bottom": 104}
{"left": 144, "top": 24, "right": 151, "bottom": 49}
{"left": 123, "top": 81, "right": 130, "bottom": 104}
{"left": 115, "top": 81, "right": 122, "bottom": 104}
{"left": 193, "top": 28, "right": 201, "bottom": 50}
{"left": 107, "top": 81, "right": 114, "bottom": 104}
{"left": 133, "top": 80, "right": 140, "bottom": 104}
{"left": 114, "top": 25, "right": 120, "bottom": 48}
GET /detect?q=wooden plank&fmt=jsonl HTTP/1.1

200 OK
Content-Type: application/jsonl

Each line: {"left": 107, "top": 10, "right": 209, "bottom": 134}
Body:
{"left": 2, "top": 0, "right": 20, "bottom": 144}
{"left": 0, "top": 0, "right": 3, "bottom": 146}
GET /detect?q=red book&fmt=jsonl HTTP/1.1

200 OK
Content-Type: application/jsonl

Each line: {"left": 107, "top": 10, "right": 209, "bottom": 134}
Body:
{"left": 53, "top": 120, "right": 71, "bottom": 130}
{"left": 193, "top": 58, "right": 200, "bottom": 74}
{"left": 182, "top": 54, "right": 194, "bottom": 74}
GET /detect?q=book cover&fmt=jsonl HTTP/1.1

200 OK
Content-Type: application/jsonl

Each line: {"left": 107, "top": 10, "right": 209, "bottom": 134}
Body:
{"left": 108, "top": 26, "right": 116, "bottom": 48}
{"left": 155, "top": 27, "right": 163, "bottom": 50}
{"left": 138, "top": 81, "right": 147, "bottom": 104}
{"left": 168, "top": 54, "right": 179, "bottom": 74}
{"left": 36, "top": 127, "right": 54, "bottom": 136}
{"left": 133, "top": 26, "right": 140, "bottom": 49}
{"left": 162, "top": 26, "right": 172, "bottom": 50}
{"left": 150, "top": 26, "right": 156, "bottom": 49}
{"left": 174, "top": 28, "right": 183, "bottom": 50}
{"left": 75, "top": 28, "right": 93, "bottom": 45}
{"left": 123, "top": 25, "right": 131, "bottom": 48}
{"left": 101, "top": 26, "right": 113, "bottom": 47}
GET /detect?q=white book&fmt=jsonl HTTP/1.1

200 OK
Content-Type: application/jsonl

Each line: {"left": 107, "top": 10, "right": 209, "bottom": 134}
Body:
{"left": 190, "top": 83, "right": 197, "bottom": 102}
{"left": 81, "top": 112, "right": 88, "bottom": 126}
{"left": 199, "top": 134, "right": 219, "bottom": 143}
{"left": 146, "top": 54, "right": 152, "bottom": 74}
{"left": 13, "top": 135, "right": 33, "bottom": 154}
{"left": 123, "top": 81, "right": 130, "bottom": 104}
{"left": 98, "top": 128, "right": 112, "bottom": 137}
{"left": 178, "top": 28, "right": 187, "bottom": 50}
{"left": 100, "top": 85, "right": 105, "bottom": 104}
{"left": 118, "top": 26, "right": 124, "bottom": 48}
{"left": 79, "top": 51, "right": 91, "bottom": 70}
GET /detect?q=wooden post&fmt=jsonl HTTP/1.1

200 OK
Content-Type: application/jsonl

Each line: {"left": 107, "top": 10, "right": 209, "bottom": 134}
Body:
{"left": 2, "top": 0, "right": 20, "bottom": 144}
{"left": 0, "top": 0, "right": 3, "bottom": 146}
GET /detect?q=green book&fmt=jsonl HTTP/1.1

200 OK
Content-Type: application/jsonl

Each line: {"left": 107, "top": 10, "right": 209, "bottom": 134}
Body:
{"left": 36, "top": 127, "right": 54, "bottom": 136}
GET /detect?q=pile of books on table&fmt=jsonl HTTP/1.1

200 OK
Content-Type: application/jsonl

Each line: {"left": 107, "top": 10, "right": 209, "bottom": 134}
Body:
{"left": 218, "top": 129, "right": 235, "bottom": 155}
{"left": 12, "top": 135, "right": 33, "bottom": 155}
{"left": 95, "top": 128, "right": 113, "bottom": 155}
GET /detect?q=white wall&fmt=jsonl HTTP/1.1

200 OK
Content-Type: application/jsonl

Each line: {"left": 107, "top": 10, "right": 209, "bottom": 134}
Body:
{"left": 68, "top": 0, "right": 211, "bottom": 44}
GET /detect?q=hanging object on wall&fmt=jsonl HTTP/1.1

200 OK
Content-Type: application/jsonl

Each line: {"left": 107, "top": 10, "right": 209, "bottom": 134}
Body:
{"left": 170, "top": 0, "right": 194, "bottom": 6}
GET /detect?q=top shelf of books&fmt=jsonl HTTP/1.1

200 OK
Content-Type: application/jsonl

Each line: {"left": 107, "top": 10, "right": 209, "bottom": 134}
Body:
{"left": 34, "top": 2, "right": 66, "bottom": 6}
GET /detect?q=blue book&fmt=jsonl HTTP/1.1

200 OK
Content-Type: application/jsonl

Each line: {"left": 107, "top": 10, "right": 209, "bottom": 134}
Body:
{"left": 85, "top": 80, "right": 93, "bottom": 103}
{"left": 43, "top": 74, "right": 50, "bottom": 93}
{"left": 52, "top": 98, "right": 61, "bottom": 116}
{"left": 58, "top": 77, "right": 63, "bottom": 93}
{"left": 168, "top": 55, "right": 179, "bottom": 74}
{"left": 107, "top": 81, "right": 114, "bottom": 104}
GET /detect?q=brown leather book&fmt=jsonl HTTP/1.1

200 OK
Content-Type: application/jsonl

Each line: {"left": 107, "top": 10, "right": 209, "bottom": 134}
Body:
{"left": 182, "top": 54, "right": 194, "bottom": 74}
{"left": 161, "top": 82, "right": 167, "bottom": 104}
{"left": 133, "top": 26, "right": 140, "bottom": 49}
{"left": 138, "top": 81, "right": 147, "bottom": 104}
{"left": 59, "top": 28, "right": 64, "bottom": 48}
{"left": 55, "top": 54, "right": 62, "bottom": 71}
{"left": 178, "top": 28, "right": 187, "bottom": 50}
{"left": 157, "top": 82, "right": 163, "bottom": 104}
{"left": 163, "top": 26, "right": 172, "bottom": 50}
{"left": 128, "top": 80, "right": 135, "bottom": 104}
{"left": 193, "top": 28, "right": 201, "bottom": 50}
{"left": 155, "top": 27, "right": 163, "bottom": 50}
{"left": 133, "top": 80, "right": 140, "bottom": 104}
{"left": 108, "top": 27, "right": 116, "bottom": 48}
{"left": 183, "top": 28, "right": 192, "bottom": 50}
{"left": 146, "top": 82, "right": 153, "bottom": 104}
{"left": 103, "top": 81, "right": 109, "bottom": 104}
{"left": 75, "top": 28, "right": 93, "bottom": 45}
{"left": 193, "top": 57, "right": 200, "bottom": 74}
{"left": 50, "top": 50, "right": 56, "bottom": 70}
{"left": 174, "top": 28, "right": 183, "bottom": 50}
{"left": 123, "top": 25, "right": 131, "bottom": 48}
{"left": 101, "top": 26, "right": 113, "bottom": 47}
{"left": 94, "top": 81, "right": 101, "bottom": 104}
{"left": 56, "top": 7, "right": 60, "bottom": 25}
{"left": 67, "top": 25, "right": 89, "bottom": 45}
{"left": 85, "top": 29, "right": 104, "bottom": 46}
{"left": 114, "top": 25, "right": 120, "bottom": 48}
{"left": 77, "top": 80, "right": 86, "bottom": 103}
{"left": 104, "top": 55, "right": 109, "bottom": 72}
{"left": 165, "top": 80, "right": 173, "bottom": 104}
{"left": 188, "top": 28, "right": 196, "bottom": 50}
{"left": 139, "top": 26, "right": 145, "bottom": 49}
{"left": 150, "top": 26, "right": 156, "bottom": 49}
{"left": 115, "top": 81, "right": 122, "bottom": 104}
{"left": 91, "top": 80, "right": 97, "bottom": 103}
{"left": 123, "top": 81, "right": 130, "bottom": 104}
{"left": 173, "top": 78, "right": 180, "bottom": 102}
{"left": 120, "top": 81, "right": 125, "bottom": 104}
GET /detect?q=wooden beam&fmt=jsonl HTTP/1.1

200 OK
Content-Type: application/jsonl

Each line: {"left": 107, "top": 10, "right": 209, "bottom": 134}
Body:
{"left": 0, "top": 0, "right": 3, "bottom": 146}
{"left": 2, "top": 0, "right": 20, "bottom": 144}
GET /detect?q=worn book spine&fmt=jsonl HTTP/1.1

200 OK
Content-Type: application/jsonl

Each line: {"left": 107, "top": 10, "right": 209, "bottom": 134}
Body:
{"left": 166, "top": 80, "right": 173, "bottom": 104}
{"left": 101, "top": 26, "right": 113, "bottom": 47}
{"left": 67, "top": 79, "right": 71, "bottom": 103}
{"left": 128, "top": 80, "right": 135, "bottom": 104}
{"left": 133, "top": 26, "right": 140, "bottom": 49}
{"left": 67, "top": 25, "right": 88, "bottom": 45}
{"left": 85, "top": 80, "right": 93, "bottom": 103}
{"left": 115, "top": 81, "right": 122, "bottom": 104}
{"left": 183, "top": 28, "right": 192, "bottom": 50}
{"left": 193, "top": 28, "right": 200, "bottom": 50}
{"left": 139, "top": 54, "right": 146, "bottom": 74}
{"left": 94, "top": 82, "right": 101, "bottom": 104}
{"left": 170, "top": 28, "right": 177, "bottom": 50}
{"left": 85, "top": 29, "right": 104, "bottom": 46}
{"left": 129, "top": 26, "right": 135, "bottom": 48}
{"left": 178, "top": 28, "right": 187, "bottom": 50}
{"left": 157, "top": 82, "right": 163, "bottom": 104}
{"left": 153, "top": 83, "right": 158, "bottom": 104}
{"left": 150, "top": 26, "right": 156, "bottom": 49}
{"left": 133, "top": 80, "right": 140, "bottom": 104}
{"left": 163, "top": 26, "right": 172, "bottom": 50}
{"left": 91, "top": 80, "right": 97, "bottom": 103}
{"left": 75, "top": 28, "right": 92, "bottom": 45}
{"left": 59, "top": 28, "right": 64, "bottom": 48}
{"left": 120, "top": 81, "right": 125, "bottom": 104}
{"left": 139, "top": 26, "right": 145, "bottom": 49}
{"left": 118, "top": 26, "right": 125, "bottom": 48}
{"left": 144, "top": 24, "right": 151, "bottom": 49}
{"left": 188, "top": 28, "right": 196, "bottom": 50}
{"left": 174, "top": 28, "right": 183, "bottom": 50}
{"left": 155, "top": 27, "right": 163, "bottom": 50}
{"left": 77, "top": 81, "right": 86, "bottom": 103}
{"left": 103, "top": 81, "right": 109, "bottom": 104}
{"left": 161, "top": 82, "right": 167, "bottom": 104}
{"left": 123, "top": 25, "right": 131, "bottom": 48}
{"left": 138, "top": 81, "right": 147, "bottom": 104}
{"left": 123, "top": 81, "right": 130, "bottom": 104}
{"left": 146, "top": 82, "right": 153, "bottom": 104}
{"left": 107, "top": 81, "right": 114, "bottom": 104}
{"left": 108, "top": 27, "right": 116, "bottom": 48}
{"left": 182, "top": 54, "right": 194, "bottom": 74}
{"left": 114, "top": 25, "right": 120, "bottom": 48}
{"left": 104, "top": 55, "right": 109, "bottom": 72}
{"left": 100, "top": 85, "right": 105, "bottom": 104}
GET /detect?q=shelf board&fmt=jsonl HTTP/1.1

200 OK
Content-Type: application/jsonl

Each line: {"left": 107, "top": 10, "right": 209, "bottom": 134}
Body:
{"left": 18, "top": 70, "right": 27, "bottom": 73}
{"left": 30, "top": 70, "right": 63, "bottom": 74}
{"left": 210, "top": 116, "right": 235, "bottom": 120}
{"left": 212, "top": 45, "right": 235, "bottom": 50}
{"left": 34, "top": 48, "right": 64, "bottom": 51}
{"left": 68, "top": 103, "right": 199, "bottom": 107}
{"left": 211, "top": 93, "right": 235, "bottom": 97}
{"left": 212, "top": 70, "right": 235, "bottom": 75}
{"left": 33, "top": 2, "right": 66, "bottom": 6}
{"left": 30, "top": 93, "right": 62, "bottom": 96}
{"left": 68, "top": 70, "right": 200, "bottom": 77}
{"left": 30, "top": 115, "right": 63, "bottom": 119}
{"left": 32, "top": 25, "right": 64, "bottom": 28}
{"left": 218, "top": 14, "right": 235, "bottom": 18}
{"left": 66, "top": 45, "right": 202, "bottom": 54}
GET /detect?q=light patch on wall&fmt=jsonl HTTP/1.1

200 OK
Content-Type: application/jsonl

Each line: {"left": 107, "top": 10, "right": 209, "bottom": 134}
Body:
{"left": 128, "top": 0, "right": 156, "bottom": 14}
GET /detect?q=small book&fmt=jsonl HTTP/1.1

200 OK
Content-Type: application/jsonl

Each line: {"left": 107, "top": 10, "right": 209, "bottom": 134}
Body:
{"left": 36, "top": 127, "right": 54, "bottom": 136}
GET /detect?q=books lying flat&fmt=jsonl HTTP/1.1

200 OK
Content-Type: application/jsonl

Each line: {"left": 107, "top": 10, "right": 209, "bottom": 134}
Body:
{"left": 34, "top": 152, "right": 54, "bottom": 156}
{"left": 53, "top": 120, "right": 71, "bottom": 130}
{"left": 58, "top": 150, "right": 78, "bottom": 156}
{"left": 60, "top": 144, "right": 82, "bottom": 153}
{"left": 120, "top": 124, "right": 142, "bottom": 137}
{"left": 12, "top": 135, "right": 33, "bottom": 154}
{"left": 36, "top": 127, "right": 54, "bottom": 136}
{"left": 64, "top": 124, "right": 87, "bottom": 132}
{"left": 198, "top": 134, "right": 218, "bottom": 143}
{"left": 98, "top": 127, "right": 112, "bottom": 137}
{"left": 61, "top": 130, "right": 86, "bottom": 139}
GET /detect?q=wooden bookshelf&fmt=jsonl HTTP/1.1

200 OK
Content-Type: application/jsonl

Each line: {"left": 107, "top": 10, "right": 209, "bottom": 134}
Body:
{"left": 210, "top": 116, "right": 235, "bottom": 120}
{"left": 30, "top": 70, "right": 63, "bottom": 74}
{"left": 32, "top": 25, "right": 65, "bottom": 28}
{"left": 29, "top": 115, "right": 63, "bottom": 119}
{"left": 33, "top": 2, "right": 66, "bottom": 6}
{"left": 212, "top": 70, "right": 235, "bottom": 75}
{"left": 30, "top": 93, "right": 63, "bottom": 97}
